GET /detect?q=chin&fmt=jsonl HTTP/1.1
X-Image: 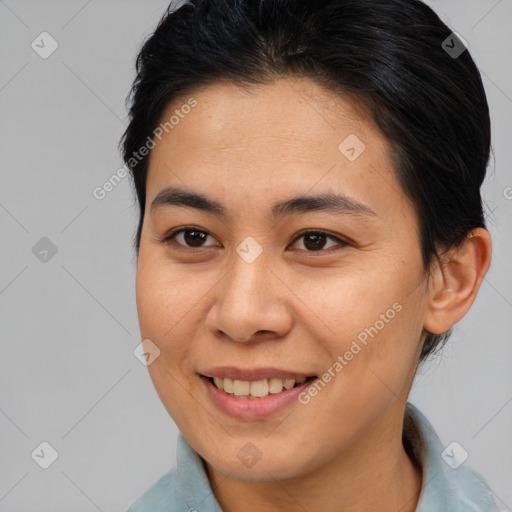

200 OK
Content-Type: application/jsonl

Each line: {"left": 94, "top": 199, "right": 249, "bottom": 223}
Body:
{"left": 208, "top": 456, "right": 307, "bottom": 482}
{"left": 200, "top": 439, "right": 315, "bottom": 482}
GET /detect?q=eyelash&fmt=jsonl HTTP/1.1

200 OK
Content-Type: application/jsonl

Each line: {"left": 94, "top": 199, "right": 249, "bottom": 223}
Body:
{"left": 158, "top": 226, "right": 349, "bottom": 254}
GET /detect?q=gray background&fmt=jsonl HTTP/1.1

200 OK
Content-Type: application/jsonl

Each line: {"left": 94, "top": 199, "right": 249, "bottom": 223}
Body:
{"left": 0, "top": 1, "right": 510, "bottom": 510}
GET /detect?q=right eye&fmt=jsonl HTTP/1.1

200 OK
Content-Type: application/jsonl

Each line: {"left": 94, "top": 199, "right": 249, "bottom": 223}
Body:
{"left": 159, "top": 227, "right": 221, "bottom": 250}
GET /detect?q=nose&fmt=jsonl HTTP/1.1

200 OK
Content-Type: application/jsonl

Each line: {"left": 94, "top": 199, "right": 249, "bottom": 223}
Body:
{"left": 204, "top": 249, "right": 293, "bottom": 344}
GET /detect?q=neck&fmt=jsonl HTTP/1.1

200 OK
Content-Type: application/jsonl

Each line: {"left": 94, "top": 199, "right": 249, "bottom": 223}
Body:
{"left": 205, "top": 404, "right": 423, "bottom": 512}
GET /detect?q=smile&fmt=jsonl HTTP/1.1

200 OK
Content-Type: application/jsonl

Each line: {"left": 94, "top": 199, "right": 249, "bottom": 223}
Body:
{"left": 199, "top": 370, "right": 318, "bottom": 420}
{"left": 209, "top": 376, "right": 314, "bottom": 398}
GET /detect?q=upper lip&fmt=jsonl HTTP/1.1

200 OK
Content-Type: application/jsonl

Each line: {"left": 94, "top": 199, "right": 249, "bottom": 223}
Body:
{"left": 200, "top": 367, "right": 316, "bottom": 381}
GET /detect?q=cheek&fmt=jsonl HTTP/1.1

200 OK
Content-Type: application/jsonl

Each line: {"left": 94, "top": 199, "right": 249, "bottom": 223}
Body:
{"left": 326, "top": 288, "right": 425, "bottom": 413}
{"left": 136, "top": 247, "right": 198, "bottom": 335}
{"left": 135, "top": 253, "right": 193, "bottom": 363}
{"left": 135, "top": 250, "right": 226, "bottom": 382}
{"left": 135, "top": 255, "right": 204, "bottom": 425}
{"left": 304, "top": 258, "right": 425, "bottom": 388}
{"left": 295, "top": 262, "right": 408, "bottom": 344}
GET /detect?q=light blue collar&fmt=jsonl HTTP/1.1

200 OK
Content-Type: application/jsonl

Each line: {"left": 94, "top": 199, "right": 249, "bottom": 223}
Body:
{"left": 405, "top": 403, "right": 499, "bottom": 511}
{"left": 177, "top": 432, "right": 224, "bottom": 511}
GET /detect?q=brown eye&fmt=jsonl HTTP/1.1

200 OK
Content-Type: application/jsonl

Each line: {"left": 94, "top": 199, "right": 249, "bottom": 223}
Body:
{"left": 160, "top": 228, "right": 220, "bottom": 249}
{"left": 290, "top": 230, "right": 349, "bottom": 252}
{"left": 180, "top": 229, "right": 208, "bottom": 247}
{"left": 302, "top": 232, "right": 328, "bottom": 251}
{"left": 160, "top": 227, "right": 348, "bottom": 253}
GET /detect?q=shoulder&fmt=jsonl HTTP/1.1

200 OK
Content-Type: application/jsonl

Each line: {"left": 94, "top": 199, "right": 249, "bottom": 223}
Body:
{"left": 448, "top": 465, "right": 502, "bottom": 512}
{"left": 124, "top": 469, "right": 187, "bottom": 512}
{"left": 406, "top": 403, "right": 501, "bottom": 512}
{"left": 123, "top": 432, "right": 223, "bottom": 512}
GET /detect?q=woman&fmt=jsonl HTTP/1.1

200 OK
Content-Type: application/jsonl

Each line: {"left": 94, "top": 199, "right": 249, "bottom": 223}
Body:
{"left": 121, "top": 0, "right": 499, "bottom": 510}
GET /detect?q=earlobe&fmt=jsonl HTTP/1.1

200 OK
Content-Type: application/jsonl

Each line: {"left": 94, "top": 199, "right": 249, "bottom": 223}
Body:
{"left": 423, "top": 228, "right": 492, "bottom": 335}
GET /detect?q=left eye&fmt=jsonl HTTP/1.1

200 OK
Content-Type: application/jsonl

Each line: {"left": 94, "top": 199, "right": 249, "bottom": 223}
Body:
{"left": 160, "top": 228, "right": 348, "bottom": 252}
{"left": 290, "top": 230, "right": 348, "bottom": 252}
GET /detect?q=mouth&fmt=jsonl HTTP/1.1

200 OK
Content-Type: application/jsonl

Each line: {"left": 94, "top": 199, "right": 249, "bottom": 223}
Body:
{"left": 199, "top": 370, "right": 318, "bottom": 421}
{"left": 204, "top": 375, "right": 317, "bottom": 399}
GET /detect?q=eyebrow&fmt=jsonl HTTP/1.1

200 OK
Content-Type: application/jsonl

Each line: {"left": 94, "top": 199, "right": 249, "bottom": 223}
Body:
{"left": 150, "top": 186, "right": 376, "bottom": 220}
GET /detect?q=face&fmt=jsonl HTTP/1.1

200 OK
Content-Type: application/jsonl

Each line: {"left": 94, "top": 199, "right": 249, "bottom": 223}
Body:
{"left": 136, "top": 78, "right": 430, "bottom": 481}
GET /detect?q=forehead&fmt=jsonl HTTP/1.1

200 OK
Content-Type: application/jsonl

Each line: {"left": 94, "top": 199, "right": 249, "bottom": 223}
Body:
{"left": 145, "top": 78, "right": 411, "bottom": 220}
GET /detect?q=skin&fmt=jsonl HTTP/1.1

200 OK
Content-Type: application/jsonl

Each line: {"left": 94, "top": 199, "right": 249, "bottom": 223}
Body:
{"left": 135, "top": 77, "right": 492, "bottom": 512}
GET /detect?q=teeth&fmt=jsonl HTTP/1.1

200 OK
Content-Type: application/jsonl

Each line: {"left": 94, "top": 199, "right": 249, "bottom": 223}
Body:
{"left": 213, "top": 377, "right": 224, "bottom": 391}
{"left": 268, "top": 378, "right": 284, "bottom": 394}
{"left": 283, "top": 378, "right": 295, "bottom": 390}
{"left": 211, "top": 376, "right": 310, "bottom": 397}
{"left": 223, "top": 378, "right": 234, "bottom": 394}
{"left": 250, "top": 379, "right": 269, "bottom": 397}
{"left": 233, "top": 379, "right": 250, "bottom": 396}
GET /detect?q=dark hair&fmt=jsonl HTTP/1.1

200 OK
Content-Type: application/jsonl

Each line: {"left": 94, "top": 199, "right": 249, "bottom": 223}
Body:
{"left": 120, "top": 0, "right": 491, "bottom": 363}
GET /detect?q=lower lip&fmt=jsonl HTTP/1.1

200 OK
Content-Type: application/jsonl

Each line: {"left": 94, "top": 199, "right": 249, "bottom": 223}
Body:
{"left": 200, "top": 375, "right": 314, "bottom": 421}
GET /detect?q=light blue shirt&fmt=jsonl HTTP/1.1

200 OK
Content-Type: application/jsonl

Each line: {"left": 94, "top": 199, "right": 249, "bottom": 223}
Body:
{"left": 125, "top": 403, "right": 500, "bottom": 511}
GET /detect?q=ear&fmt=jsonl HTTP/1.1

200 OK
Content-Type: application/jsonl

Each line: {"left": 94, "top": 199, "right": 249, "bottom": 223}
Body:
{"left": 423, "top": 228, "right": 492, "bottom": 334}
